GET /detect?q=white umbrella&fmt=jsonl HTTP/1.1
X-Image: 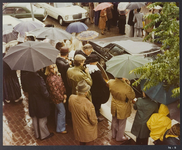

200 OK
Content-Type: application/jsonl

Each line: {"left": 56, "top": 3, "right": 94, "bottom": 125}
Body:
{"left": 117, "top": 2, "right": 129, "bottom": 11}
{"left": 126, "top": 2, "right": 146, "bottom": 10}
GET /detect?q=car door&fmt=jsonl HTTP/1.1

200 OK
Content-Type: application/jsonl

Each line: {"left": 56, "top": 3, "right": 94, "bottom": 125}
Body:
{"left": 3, "top": 7, "right": 16, "bottom": 17}
{"left": 43, "top": 3, "right": 57, "bottom": 19}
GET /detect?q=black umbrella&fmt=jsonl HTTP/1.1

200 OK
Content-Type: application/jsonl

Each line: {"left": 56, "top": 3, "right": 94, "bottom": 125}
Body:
{"left": 3, "top": 41, "right": 59, "bottom": 72}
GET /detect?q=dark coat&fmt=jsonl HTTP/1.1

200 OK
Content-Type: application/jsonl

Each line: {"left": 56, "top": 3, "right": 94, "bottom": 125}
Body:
{"left": 56, "top": 57, "right": 71, "bottom": 97}
{"left": 128, "top": 10, "right": 135, "bottom": 26}
{"left": 74, "top": 50, "right": 87, "bottom": 58}
{"left": 155, "top": 130, "right": 180, "bottom": 145}
{"left": 89, "top": 67, "right": 110, "bottom": 111}
{"left": 131, "top": 97, "right": 158, "bottom": 139}
{"left": 74, "top": 50, "right": 97, "bottom": 64}
{"left": 21, "top": 72, "right": 50, "bottom": 118}
{"left": 3, "top": 53, "right": 21, "bottom": 101}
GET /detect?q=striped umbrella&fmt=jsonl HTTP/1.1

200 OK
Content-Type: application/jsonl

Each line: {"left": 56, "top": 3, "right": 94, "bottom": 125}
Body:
{"left": 76, "top": 30, "right": 99, "bottom": 41}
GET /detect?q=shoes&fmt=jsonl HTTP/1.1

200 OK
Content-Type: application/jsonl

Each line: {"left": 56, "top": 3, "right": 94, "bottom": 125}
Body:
{"left": 116, "top": 135, "right": 130, "bottom": 142}
{"left": 57, "top": 130, "right": 68, "bottom": 134}
{"left": 41, "top": 133, "right": 54, "bottom": 140}
{"left": 101, "top": 32, "right": 104, "bottom": 35}
{"left": 5, "top": 99, "right": 10, "bottom": 103}
{"left": 98, "top": 117, "right": 104, "bottom": 122}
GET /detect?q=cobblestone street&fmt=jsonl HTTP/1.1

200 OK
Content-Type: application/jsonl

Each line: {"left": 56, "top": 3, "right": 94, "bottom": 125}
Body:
{"left": 3, "top": 97, "right": 136, "bottom": 146}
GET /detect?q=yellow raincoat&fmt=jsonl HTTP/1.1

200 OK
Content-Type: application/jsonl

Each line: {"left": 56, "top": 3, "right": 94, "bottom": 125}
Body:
{"left": 147, "top": 104, "right": 171, "bottom": 141}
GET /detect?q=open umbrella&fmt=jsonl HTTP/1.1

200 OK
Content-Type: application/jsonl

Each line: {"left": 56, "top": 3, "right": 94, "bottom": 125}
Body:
{"left": 117, "top": 2, "right": 129, "bottom": 11}
{"left": 76, "top": 30, "right": 99, "bottom": 41}
{"left": 126, "top": 2, "right": 146, "bottom": 10}
{"left": 3, "top": 41, "right": 59, "bottom": 72}
{"left": 14, "top": 21, "right": 43, "bottom": 37}
{"left": 106, "top": 54, "right": 150, "bottom": 80}
{"left": 66, "top": 22, "right": 88, "bottom": 34}
{"left": 3, "top": 15, "right": 22, "bottom": 27}
{"left": 140, "top": 80, "right": 179, "bottom": 105}
{"left": 3, "top": 24, "right": 19, "bottom": 43}
{"left": 94, "top": 2, "right": 113, "bottom": 11}
{"left": 29, "top": 27, "right": 72, "bottom": 40}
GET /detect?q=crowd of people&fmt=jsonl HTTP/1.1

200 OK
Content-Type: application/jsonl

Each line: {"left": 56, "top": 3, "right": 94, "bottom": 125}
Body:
{"left": 78, "top": 2, "right": 162, "bottom": 38}
{"left": 3, "top": 37, "right": 180, "bottom": 145}
{"left": 3, "top": 2, "right": 180, "bottom": 146}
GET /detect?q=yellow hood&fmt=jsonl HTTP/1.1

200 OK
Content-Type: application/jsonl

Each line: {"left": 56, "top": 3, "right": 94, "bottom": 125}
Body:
{"left": 158, "top": 104, "right": 169, "bottom": 116}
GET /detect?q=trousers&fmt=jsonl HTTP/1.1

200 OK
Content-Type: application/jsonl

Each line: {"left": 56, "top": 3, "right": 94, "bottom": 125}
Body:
{"left": 32, "top": 116, "right": 50, "bottom": 139}
{"left": 55, "top": 102, "right": 66, "bottom": 132}
{"left": 111, "top": 116, "right": 127, "bottom": 141}
{"left": 134, "top": 28, "right": 142, "bottom": 37}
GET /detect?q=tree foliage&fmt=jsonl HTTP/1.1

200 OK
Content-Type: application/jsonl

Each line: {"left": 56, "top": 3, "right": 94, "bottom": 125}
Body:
{"left": 130, "top": 2, "right": 180, "bottom": 98}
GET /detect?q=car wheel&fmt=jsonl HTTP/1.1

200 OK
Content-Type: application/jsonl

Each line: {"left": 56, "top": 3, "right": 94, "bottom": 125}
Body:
{"left": 58, "top": 16, "right": 65, "bottom": 26}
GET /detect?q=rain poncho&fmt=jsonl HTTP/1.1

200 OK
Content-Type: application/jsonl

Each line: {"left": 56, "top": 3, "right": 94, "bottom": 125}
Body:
{"left": 147, "top": 104, "right": 171, "bottom": 141}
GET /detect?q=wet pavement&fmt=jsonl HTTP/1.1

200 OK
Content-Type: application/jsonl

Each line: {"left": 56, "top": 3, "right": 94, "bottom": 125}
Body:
{"left": 2, "top": 12, "right": 180, "bottom": 148}
{"left": 3, "top": 96, "right": 136, "bottom": 146}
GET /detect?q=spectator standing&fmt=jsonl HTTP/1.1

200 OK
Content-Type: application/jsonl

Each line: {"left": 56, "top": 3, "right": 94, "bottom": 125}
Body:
{"left": 21, "top": 71, "right": 54, "bottom": 140}
{"left": 94, "top": 2, "right": 100, "bottom": 26}
{"left": 108, "top": 77, "right": 135, "bottom": 141}
{"left": 56, "top": 47, "right": 72, "bottom": 120}
{"left": 74, "top": 43, "right": 94, "bottom": 64}
{"left": 111, "top": 2, "right": 119, "bottom": 26}
{"left": 86, "top": 54, "right": 110, "bottom": 121}
{"left": 147, "top": 104, "right": 172, "bottom": 144}
{"left": 89, "top": 2, "right": 94, "bottom": 24}
{"left": 106, "top": 5, "right": 113, "bottom": 31}
{"left": 68, "top": 80, "right": 98, "bottom": 145}
{"left": 127, "top": 9, "right": 135, "bottom": 37}
{"left": 3, "top": 50, "right": 22, "bottom": 104}
{"left": 133, "top": 8, "right": 144, "bottom": 37}
{"left": 131, "top": 91, "right": 158, "bottom": 145}
{"left": 118, "top": 10, "right": 126, "bottom": 35}
{"left": 45, "top": 64, "right": 67, "bottom": 134}
{"left": 67, "top": 54, "right": 92, "bottom": 101}
{"left": 98, "top": 9, "right": 107, "bottom": 35}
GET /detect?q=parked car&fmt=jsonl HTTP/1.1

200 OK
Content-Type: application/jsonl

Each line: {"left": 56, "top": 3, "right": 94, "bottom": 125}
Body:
{"left": 89, "top": 36, "right": 163, "bottom": 67}
{"left": 35, "top": 3, "right": 88, "bottom": 26}
{"left": 3, "top": 3, "right": 47, "bottom": 21}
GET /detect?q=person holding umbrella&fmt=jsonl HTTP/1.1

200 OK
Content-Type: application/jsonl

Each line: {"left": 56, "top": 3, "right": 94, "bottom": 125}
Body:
{"left": 131, "top": 91, "right": 159, "bottom": 145}
{"left": 108, "top": 77, "right": 135, "bottom": 141}
{"left": 98, "top": 8, "right": 107, "bottom": 35}
{"left": 118, "top": 10, "right": 126, "bottom": 35}
{"left": 3, "top": 47, "right": 22, "bottom": 104}
{"left": 21, "top": 71, "right": 54, "bottom": 140}
{"left": 45, "top": 64, "right": 67, "bottom": 134}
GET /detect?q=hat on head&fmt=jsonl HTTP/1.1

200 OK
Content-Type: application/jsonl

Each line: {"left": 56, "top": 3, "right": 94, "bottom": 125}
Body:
{"left": 76, "top": 80, "right": 90, "bottom": 93}
{"left": 82, "top": 43, "right": 93, "bottom": 51}
{"left": 87, "top": 53, "right": 99, "bottom": 63}
{"left": 60, "top": 46, "right": 69, "bottom": 55}
{"left": 74, "top": 54, "right": 86, "bottom": 61}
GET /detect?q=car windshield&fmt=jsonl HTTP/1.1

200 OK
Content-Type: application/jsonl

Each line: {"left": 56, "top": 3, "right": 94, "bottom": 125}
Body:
{"left": 109, "top": 45, "right": 127, "bottom": 56}
{"left": 26, "top": 4, "right": 37, "bottom": 11}
{"left": 54, "top": 3, "right": 73, "bottom": 8}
